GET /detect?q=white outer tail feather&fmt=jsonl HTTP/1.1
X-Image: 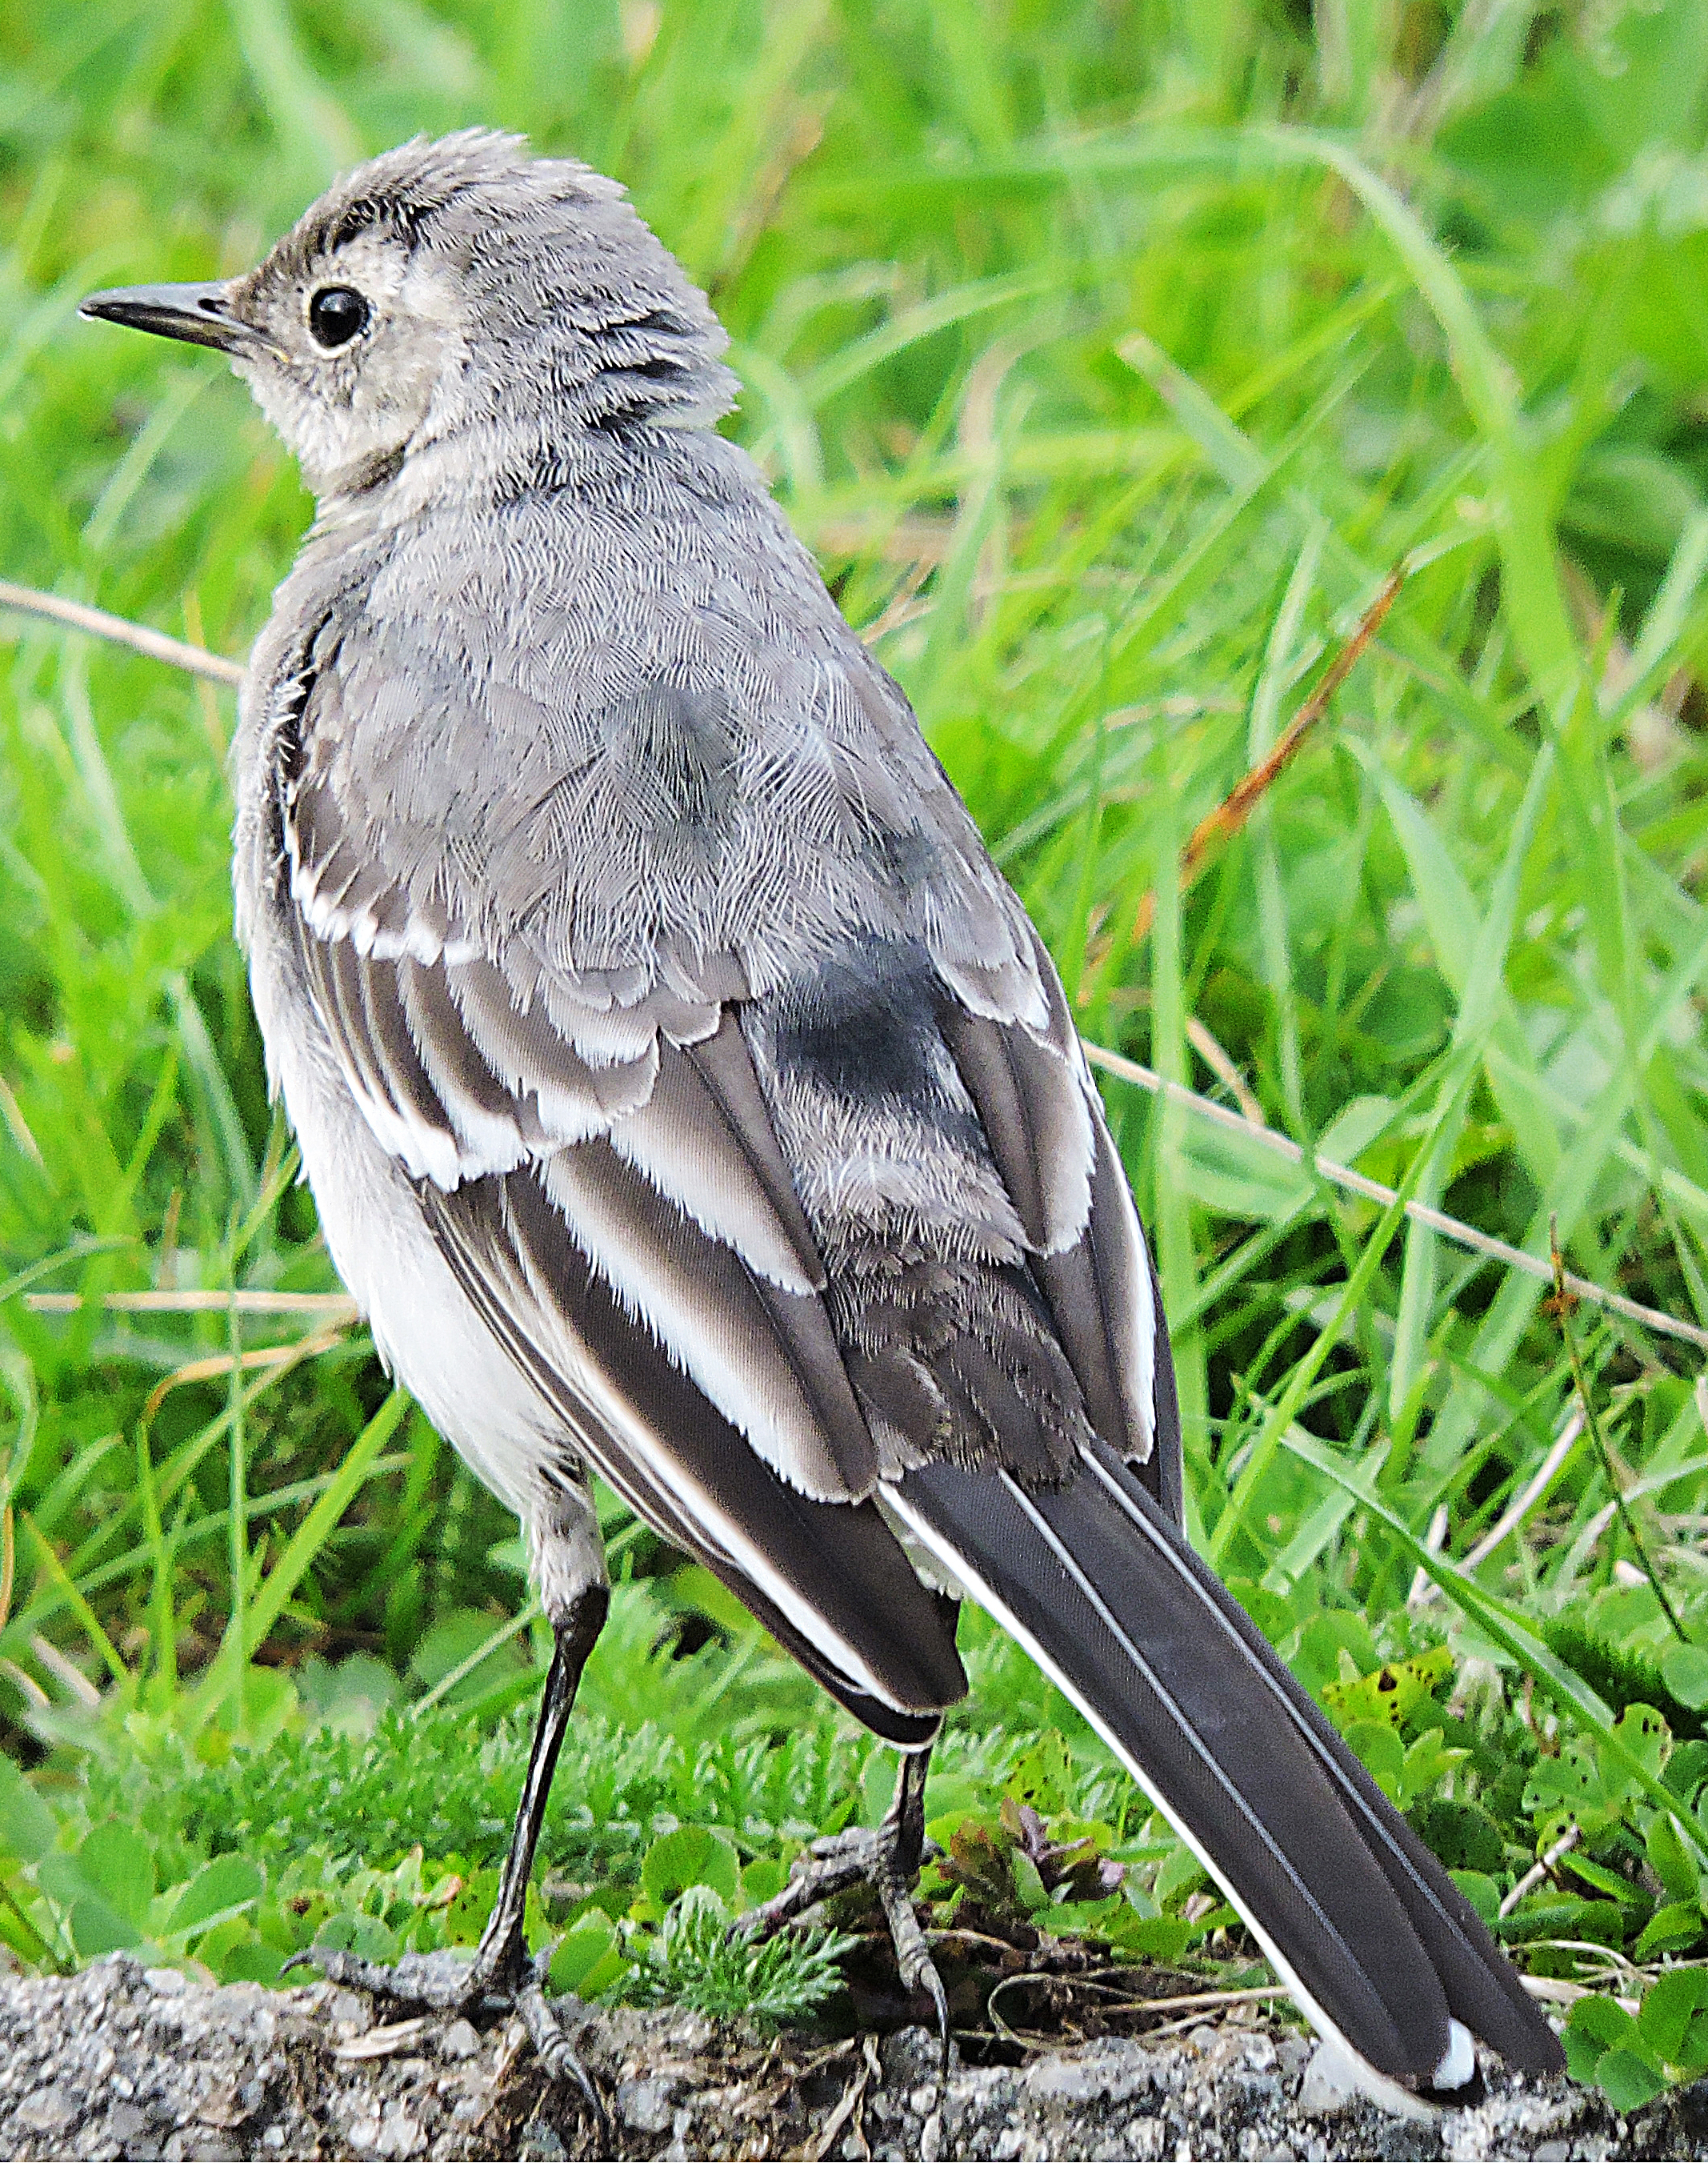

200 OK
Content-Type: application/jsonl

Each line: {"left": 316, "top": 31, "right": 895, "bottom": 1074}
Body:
{"left": 878, "top": 1480, "right": 1459, "bottom": 2121}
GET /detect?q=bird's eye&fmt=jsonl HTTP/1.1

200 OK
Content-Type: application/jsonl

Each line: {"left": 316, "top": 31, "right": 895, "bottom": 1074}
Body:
{"left": 308, "top": 286, "right": 369, "bottom": 350}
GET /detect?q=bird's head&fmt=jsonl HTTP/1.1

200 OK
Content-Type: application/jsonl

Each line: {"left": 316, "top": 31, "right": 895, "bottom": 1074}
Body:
{"left": 81, "top": 130, "right": 736, "bottom": 504}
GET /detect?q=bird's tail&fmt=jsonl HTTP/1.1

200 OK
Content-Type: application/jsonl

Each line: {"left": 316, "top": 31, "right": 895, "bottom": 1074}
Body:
{"left": 882, "top": 1440, "right": 1562, "bottom": 2094}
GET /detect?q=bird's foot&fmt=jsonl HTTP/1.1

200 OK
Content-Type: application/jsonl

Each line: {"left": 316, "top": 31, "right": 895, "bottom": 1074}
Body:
{"left": 734, "top": 1813, "right": 950, "bottom": 2081}
{"left": 282, "top": 1937, "right": 606, "bottom": 2131}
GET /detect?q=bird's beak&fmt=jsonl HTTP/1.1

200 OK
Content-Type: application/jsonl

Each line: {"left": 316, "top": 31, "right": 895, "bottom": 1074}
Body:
{"left": 79, "top": 281, "right": 250, "bottom": 354}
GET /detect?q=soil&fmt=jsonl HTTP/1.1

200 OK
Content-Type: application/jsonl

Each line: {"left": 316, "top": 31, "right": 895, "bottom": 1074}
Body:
{"left": 2, "top": 1955, "right": 1704, "bottom": 2162}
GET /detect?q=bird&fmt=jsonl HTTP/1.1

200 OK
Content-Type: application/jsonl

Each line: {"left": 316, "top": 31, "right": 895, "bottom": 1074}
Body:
{"left": 81, "top": 130, "right": 1563, "bottom": 2117}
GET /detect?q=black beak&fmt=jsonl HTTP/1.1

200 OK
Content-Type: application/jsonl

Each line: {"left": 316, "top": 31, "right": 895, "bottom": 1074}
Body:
{"left": 79, "top": 281, "right": 250, "bottom": 354}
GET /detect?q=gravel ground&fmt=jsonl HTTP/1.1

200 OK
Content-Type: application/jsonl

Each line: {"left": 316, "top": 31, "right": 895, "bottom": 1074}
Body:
{"left": 0, "top": 1956, "right": 1703, "bottom": 2162}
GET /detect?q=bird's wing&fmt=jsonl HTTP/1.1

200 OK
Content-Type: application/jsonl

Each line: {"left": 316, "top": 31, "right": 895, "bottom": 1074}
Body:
{"left": 268, "top": 620, "right": 1002, "bottom": 1732}
{"left": 269, "top": 590, "right": 1182, "bottom": 1521}
{"left": 286, "top": 922, "right": 874, "bottom": 1497}
{"left": 279, "top": 901, "right": 978, "bottom": 1723}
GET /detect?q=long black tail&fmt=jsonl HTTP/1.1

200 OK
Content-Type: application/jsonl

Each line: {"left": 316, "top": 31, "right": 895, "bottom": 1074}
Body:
{"left": 886, "top": 1440, "right": 1562, "bottom": 2088}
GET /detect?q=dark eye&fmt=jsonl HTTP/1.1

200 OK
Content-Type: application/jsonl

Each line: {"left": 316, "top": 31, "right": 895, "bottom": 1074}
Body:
{"left": 308, "top": 286, "right": 369, "bottom": 350}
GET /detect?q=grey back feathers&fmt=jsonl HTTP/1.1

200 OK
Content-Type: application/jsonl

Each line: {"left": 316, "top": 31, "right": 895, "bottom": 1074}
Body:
{"left": 90, "top": 130, "right": 1562, "bottom": 2094}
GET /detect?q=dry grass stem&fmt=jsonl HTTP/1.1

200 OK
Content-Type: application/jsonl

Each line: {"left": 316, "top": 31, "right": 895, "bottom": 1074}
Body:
{"left": 0, "top": 580, "right": 245, "bottom": 687}
{"left": 1412, "top": 1409, "right": 1586, "bottom": 1608}
{"left": 25, "top": 1290, "right": 357, "bottom": 1316}
{"left": 1184, "top": 1015, "right": 1265, "bottom": 1124}
{"left": 1522, "top": 1975, "right": 1638, "bottom": 2016}
{"left": 1083, "top": 1041, "right": 1708, "bottom": 1354}
{"left": 1131, "top": 564, "right": 1406, "bottom": 942}
{"left": 141, "top": 1324, "right": 350, "bottom": 1421}
{"left": 1500, "top": 1822, "right": 1582, "bottom": 1918}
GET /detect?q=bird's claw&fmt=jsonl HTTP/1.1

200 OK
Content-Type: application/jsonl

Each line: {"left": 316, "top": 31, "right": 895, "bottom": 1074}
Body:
{"left": 517, "top": 1977, "right": 607, "bottom": 2135}
{"left": 874, "top": 1860, "right": 951, "bottom": 2085}
{"left": 733, "top": 1811, "right": 952, "bottom": 2081}
{"left": 281, "top": 1938, "right": 606, "bottom": 2132}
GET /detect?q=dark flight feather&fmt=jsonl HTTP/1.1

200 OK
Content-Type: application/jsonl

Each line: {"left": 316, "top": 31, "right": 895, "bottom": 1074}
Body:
{"left": 421, "top": 1163, "right": 963, "bottom": 1737}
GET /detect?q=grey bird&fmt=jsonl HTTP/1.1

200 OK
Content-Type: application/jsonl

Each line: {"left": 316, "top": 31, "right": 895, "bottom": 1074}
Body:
{"left": 82, "top": 130, "right": 1562, "bottom": 2114}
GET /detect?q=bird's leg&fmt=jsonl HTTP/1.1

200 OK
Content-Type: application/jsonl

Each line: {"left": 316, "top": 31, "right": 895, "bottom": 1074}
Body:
{"left": 736, "top": 1745, "right": 950, "bottom": 2074}
{"left": 468, "top": 1584, "right": 607, "bottom": 1999}
{"left": 287, "top": 1506, "right": 610, "bottom": 2125}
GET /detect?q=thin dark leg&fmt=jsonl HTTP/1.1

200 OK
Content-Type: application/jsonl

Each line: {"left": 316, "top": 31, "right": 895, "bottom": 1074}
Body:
{"left": 736, "top": 1744, "right": 950, "bottom": 2079}
{"left": 474, "top": 1581, "right": 609, "bottom": 1986}
{"left": 870, "top": 1749, "right": 950, "bottom": 2077}
{"left": 285, "top": 1583, "right": 610, "bottom": 2125}
{"left": 888, "top": 1745, "right": 930, "bottom": 1878}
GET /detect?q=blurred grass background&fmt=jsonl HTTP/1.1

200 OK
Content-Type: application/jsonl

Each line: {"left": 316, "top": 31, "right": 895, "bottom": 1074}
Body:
{"left": 2, "top": 0, "right": 1708, "bottom": 2059}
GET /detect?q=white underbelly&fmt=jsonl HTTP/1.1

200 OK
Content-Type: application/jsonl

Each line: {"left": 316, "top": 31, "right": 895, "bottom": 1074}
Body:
{"left": 249, "top": 926, "right": 566, "bottom": 1522}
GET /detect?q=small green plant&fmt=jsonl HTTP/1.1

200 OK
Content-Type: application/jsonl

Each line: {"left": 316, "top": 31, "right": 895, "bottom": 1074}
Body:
{"left": 632, "top": 1886, "right": 854, "bottom": 2028}
{"left": 1565, "top": 1970, "right": 1708, "bottom": 2112}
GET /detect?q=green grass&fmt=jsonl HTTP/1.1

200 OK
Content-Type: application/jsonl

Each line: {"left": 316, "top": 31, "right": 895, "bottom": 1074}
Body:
{"left": 3, "top": 0, "right": 1708, "bottom": 2104}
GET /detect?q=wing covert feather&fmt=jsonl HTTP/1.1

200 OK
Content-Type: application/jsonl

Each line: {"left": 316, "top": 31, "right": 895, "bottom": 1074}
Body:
{"left": 420, "top": 1166, "right": 964, "bottom": 1732}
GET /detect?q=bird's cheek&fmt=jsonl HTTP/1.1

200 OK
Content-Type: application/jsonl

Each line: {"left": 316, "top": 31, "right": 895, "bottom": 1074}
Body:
{"left": 388, "top": 325, "right": 470, "bottom": 439}
{"left": 234, "top": 363, "right": 365, "bottom": 498}
{"left": 230, "top": 358, "right": 314, "bottom": 456}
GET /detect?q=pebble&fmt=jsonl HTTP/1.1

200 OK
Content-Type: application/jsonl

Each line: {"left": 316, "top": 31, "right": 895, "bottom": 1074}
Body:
{"left": 440, "top": 2017, "right": 481, "bottom": 2061}
{"left": 617, "top": 2074, "right": 675, "bottom": 2133}
{"left": 16, "top": 2085, "right": 77, "bottom": 2133}
{"left": 517, "top": 2119, "right": 568, "bottom": 2161}
{"left": 107, "top": 2102, "right": 148, "bottom": 2146}
{"left": 375, "top": 2109, "right": 424, "bottom": 2157}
